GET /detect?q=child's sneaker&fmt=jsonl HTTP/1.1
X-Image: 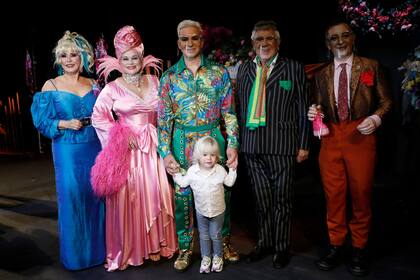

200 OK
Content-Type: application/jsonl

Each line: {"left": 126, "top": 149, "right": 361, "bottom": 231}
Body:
{"left": 211, "top": 256, "right": 224, "bottom": 272}
{"left": 199, "top": 256, "right": 211, "bottom": 274}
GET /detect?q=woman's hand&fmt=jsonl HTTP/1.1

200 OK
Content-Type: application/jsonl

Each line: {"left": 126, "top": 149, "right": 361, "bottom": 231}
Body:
{"left": 58, "top": 119, "right": 82, "bottom": 130}
{"left": 128, "top": 136, "right": 138, "bottom": 150}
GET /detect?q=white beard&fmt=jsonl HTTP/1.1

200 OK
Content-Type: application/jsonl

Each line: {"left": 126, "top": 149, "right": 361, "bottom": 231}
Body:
{"left": 335, "top": 49, "right": 351, "bottom": 59}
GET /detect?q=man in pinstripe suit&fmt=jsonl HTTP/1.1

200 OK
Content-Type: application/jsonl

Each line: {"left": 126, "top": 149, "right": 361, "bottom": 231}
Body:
{"left": 236, "top": 20, "right": 311, "bottom": 268}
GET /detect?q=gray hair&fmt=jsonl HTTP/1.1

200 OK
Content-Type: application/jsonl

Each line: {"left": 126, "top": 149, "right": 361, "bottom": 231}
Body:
{"left": 177, "top": 19, "right": 203, "bottom": 37}
{"left": 251, "top": 20, "right": 281, "bottom": 42}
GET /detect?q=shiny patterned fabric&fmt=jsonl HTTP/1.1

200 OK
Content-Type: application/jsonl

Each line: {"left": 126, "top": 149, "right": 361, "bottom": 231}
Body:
{"left": 337, "top": 63, "right": 349, "bottom": 121}
{"left": 31, "top": 89, "right": 105, "bottom": 270}
{"left": 157, "top": 55, "right": 239, "bottom": 161}
{"left": 92, "top": 75, "right": 177, "bottom": 271}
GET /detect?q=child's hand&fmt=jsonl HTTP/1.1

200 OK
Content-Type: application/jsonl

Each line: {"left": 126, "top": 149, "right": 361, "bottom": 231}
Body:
{"left": 172, "top": 168, "right": 186, "bottom": 177}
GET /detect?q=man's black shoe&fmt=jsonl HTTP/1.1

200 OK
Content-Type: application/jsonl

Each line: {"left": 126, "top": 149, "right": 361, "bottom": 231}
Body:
{"left": 348, "top": 247, "right": 369, "bottom": 276}
{"left": 245, "top": 246, "right": 272, "bottom": 263}
{"left": 272, "top": 251, "right": 290, "bottom": 269}
{"left": 315, "top": 245, "right": 342, "bottom": 271}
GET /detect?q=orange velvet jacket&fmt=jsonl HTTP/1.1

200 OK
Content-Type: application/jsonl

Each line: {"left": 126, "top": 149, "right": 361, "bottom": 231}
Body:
{"left": 313, "top": 55, "right": 392, "bottom": 123}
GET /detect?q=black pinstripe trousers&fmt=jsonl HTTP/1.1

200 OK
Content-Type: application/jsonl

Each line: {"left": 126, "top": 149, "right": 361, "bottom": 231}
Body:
{"left": 244, "top": 153, "right": 295, "bottom": 252}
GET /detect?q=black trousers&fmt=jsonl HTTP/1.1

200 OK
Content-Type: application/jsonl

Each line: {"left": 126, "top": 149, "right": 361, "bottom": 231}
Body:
{"left": 244, "top": 153, "right": 295, "bottom": 252}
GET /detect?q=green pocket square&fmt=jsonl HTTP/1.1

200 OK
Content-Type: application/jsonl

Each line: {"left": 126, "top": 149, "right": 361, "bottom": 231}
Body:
{"left": 279, "top": 80, "right": 292, "bottom": 91}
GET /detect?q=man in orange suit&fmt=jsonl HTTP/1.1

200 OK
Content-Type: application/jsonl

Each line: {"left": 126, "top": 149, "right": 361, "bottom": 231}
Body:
{"left": 307, "top": 21, "right": 392, "bottom": 276}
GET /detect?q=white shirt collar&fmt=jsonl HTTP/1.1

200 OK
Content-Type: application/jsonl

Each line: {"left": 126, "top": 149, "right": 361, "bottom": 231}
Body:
{"left": 190, "top": 163, "right": 217, "bottom": 176}
{"left": 334, "top": 54, "right": 353, "bottom": 70}
{"left": 253, "top": 53, "right": 279, "bottom": 66}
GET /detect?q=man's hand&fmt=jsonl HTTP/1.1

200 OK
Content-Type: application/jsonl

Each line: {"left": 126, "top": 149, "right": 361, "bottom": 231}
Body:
{"left": 357, "top": 117, "right": 377, "bottom": 135}
{"left": 226, "top": 147, "right": 238, "bottom": 169}
{"left": 307, "top": 104, "right": 322, "bottom": 121}
{"left": 296, "top": 149, "right": 309, "bottom": 163}
{"left": 163, "top": 154, "right": 180, "bottom": 176}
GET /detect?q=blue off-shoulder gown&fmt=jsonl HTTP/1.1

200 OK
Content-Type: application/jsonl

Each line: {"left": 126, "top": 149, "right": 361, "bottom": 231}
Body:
{"left": 31, "top": 88, "right": 105, "bottom": 270}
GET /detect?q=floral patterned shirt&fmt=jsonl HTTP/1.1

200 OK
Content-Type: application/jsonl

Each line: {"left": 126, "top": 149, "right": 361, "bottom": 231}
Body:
{"left": 158, "top": 55, "right": 239, "bottom": 159}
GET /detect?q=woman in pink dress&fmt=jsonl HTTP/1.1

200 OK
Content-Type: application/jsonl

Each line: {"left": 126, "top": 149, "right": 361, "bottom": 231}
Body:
{"left": 91, "top": 25, "right": 177, "bottom": 271}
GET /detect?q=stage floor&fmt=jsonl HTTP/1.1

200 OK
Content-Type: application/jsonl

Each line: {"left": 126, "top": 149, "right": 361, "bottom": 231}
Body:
{"left": 1, "top": 155, "right": 419, "bottom": 280}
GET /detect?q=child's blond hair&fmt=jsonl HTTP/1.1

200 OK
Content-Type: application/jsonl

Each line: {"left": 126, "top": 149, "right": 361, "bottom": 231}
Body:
{"left": 192, "top": 136, "right": 221, "bottom": 164}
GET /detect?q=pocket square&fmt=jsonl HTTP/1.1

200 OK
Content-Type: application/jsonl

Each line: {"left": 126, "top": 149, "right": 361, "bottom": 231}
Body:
{"left": 279, "top": 80, "right": 292, "bottom": 91}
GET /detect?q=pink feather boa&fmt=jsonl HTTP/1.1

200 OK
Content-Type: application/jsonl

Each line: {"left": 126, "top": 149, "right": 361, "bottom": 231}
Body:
{"left": 91, "top": 122, "right": 133, "bottom": 197}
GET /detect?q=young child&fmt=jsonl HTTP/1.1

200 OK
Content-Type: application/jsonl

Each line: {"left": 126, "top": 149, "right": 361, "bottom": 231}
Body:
{"left": 173, "top": 136, "right": 237, "bottom": 274}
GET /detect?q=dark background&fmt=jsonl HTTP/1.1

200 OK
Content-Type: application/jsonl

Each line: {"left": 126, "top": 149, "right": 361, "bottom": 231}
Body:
{"left": 1, "top": 2, "right": 419, "bottom": 278}
{"left": 7, "top": 1, "right": 340, "bottom": 95}
{"left": 3, "top": 1, "right": 420, "bottom": 206}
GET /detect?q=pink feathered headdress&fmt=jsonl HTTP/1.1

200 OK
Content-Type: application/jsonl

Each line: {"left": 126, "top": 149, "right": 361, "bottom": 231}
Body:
{"left": 97, "top": 25, "right": 162, "bottom": 81}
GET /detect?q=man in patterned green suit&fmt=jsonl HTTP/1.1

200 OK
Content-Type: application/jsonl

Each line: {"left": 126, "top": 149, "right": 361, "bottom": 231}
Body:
{"left": 158, "top": 19, "right": 240, "bottom": 272}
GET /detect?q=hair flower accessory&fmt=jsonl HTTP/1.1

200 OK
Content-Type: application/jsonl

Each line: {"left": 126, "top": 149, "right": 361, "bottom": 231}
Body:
{"left": 113, "top": 25, "right": 144, "bottom": 59}
{"left": 360, "top": 70, "right": 374, "bottom": 86}
{"left": 122, "top": 32, "right": 139, "bottom": 45}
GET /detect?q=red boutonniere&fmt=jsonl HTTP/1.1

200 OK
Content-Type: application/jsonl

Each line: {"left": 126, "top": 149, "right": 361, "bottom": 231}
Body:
{"left": 360, "top": 71, "right": 374, "bottom": 86}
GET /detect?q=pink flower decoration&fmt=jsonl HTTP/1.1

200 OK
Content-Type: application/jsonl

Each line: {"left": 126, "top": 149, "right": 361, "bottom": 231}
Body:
{"left": 113, "top": 25, "right": 142, "bottom": 58}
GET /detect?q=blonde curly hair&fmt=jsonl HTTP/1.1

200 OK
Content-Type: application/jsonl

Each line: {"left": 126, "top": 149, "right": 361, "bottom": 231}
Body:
{"left": 53, "top": 31, "right": 95, "bottom": 74}
{"left": 192, "top": 136, "right": 221, "bottom": 164}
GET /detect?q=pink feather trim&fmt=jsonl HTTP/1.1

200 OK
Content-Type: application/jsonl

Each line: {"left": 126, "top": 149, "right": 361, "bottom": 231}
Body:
{"left": 142, "top": 55, "right": 162, "bottom": 77}
{"left": 97, "top": 56, "right": 123, "bottom": 82}
{"left": 91, "top": 122, "right": 133, "bottom": 197}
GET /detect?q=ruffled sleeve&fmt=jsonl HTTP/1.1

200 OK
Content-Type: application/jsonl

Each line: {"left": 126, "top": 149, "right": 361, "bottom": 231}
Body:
{"left": 30, "top": 91, "right": 62, "bottom": 139}
{"left": 91, "top": 83, "right": 116, "bottom": 148}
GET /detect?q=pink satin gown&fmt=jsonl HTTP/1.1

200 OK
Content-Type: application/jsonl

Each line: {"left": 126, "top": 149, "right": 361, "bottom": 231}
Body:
{"left": 92, "top": 75, "right": 177, "bottom": 271}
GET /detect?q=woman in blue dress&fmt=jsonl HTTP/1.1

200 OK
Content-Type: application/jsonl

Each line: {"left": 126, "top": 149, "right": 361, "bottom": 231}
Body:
{"left": 30, "top": 31, "right": 105, "bottom": 270}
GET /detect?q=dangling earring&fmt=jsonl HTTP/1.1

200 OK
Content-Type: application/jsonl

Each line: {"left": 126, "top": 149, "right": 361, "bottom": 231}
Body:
{"left": 57, "top": 64, "right": 64, "bottom": 76}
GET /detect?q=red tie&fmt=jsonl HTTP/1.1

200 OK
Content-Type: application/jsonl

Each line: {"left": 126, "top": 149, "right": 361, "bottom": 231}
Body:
{"left": 337, "top": 63, "right": 349, "bottom": 121}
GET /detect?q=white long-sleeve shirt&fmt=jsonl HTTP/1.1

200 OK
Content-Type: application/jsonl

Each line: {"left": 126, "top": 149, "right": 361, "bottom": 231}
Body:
{"left": 173, "top": 163, "right": 237, "bottom": 218}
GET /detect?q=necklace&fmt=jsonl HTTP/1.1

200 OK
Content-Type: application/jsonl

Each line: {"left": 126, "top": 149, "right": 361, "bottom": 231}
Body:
{"left": 122, "top": 73, "right": 143, "bottom": 91}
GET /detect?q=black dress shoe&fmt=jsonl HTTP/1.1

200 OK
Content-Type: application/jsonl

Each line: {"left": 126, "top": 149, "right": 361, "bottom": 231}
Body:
{"left": 245, "top": 246, "right": 272, "bottom": 263}
{"left": 272, "top": 251, "right": 290, "bottom": 269}
{"left": 315, "top": 245, "right": 342, "bottom": 271}
{"left": 348, "top": 247, "right": 369, "bottom": 276}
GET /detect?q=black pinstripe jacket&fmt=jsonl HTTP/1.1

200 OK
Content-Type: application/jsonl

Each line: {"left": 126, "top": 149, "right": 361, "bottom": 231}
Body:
{"left": 236, "top": 56, "right": 311, "bottom": 155}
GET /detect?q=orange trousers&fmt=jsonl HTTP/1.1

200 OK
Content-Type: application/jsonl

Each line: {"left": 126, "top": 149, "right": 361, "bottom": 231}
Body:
{"left": 319, "top": 119, "right": 376, "bottom": 249}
